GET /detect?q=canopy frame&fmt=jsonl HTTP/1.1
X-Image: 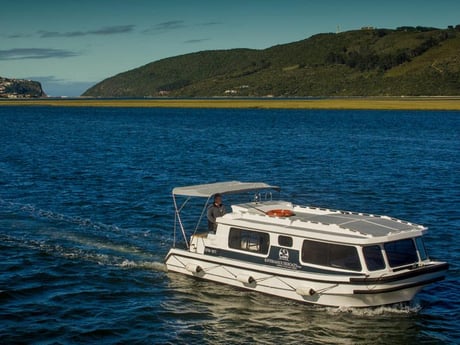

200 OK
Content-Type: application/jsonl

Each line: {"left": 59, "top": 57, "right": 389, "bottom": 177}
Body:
{"left": 171, "top": 181, "right": 280, "bottom": 248}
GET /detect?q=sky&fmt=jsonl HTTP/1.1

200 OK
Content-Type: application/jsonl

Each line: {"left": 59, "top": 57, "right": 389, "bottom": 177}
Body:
{"left": 1, "top": 0, "right": 459, "bottom": 96}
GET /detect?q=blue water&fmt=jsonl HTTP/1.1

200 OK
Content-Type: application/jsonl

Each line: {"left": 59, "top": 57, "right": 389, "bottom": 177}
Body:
{"left": 0, "top": 106, "right": 459, "bottom": 344}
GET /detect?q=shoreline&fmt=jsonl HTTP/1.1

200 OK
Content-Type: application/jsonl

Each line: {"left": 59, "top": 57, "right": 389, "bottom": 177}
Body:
{"left": 1, "top": 97, "right": 460, "bottom": 110}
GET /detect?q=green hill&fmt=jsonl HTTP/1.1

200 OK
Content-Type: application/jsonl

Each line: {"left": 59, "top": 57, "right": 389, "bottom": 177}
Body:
{"left": 83, "top": 26, "right": 460, "bottom": 97}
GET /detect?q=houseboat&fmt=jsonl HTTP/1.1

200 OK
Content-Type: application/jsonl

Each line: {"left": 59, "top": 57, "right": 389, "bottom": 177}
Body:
{"left": 165, "top": 181, "right": 448, "bottom": 307}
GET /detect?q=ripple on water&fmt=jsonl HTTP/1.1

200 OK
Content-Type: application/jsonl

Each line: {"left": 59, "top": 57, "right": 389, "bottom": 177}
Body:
{"left": 0, "top": 107, "right": 458, "bottom": 344}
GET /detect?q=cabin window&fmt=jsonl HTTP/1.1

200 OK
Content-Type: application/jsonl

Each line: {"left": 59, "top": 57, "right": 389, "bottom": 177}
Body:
{"left": 415, "top": 237, "right": 428, "bottom": 261}
{"left": 384, "top": 239, "right": 418, "bottom": 268}
{"left": 278, "top": 235, "right": 293, "bottom": 247}
{"left": 363, "top": 245, "right": 386, "bottom": 271}
{"left": 301, "top": 240, "right": 362, "bottom": 271}
{"left": 228, "top": 228, "right": 270, "bottom": 254}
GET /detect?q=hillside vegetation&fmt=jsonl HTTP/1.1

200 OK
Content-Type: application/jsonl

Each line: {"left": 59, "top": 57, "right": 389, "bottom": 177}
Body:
{"left": 83, "top": 27, "right": 460, "bottom": 97}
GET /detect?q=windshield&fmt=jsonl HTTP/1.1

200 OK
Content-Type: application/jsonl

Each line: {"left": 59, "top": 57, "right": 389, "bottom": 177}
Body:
{"left": 384, "top": 239, "right": 418, "bottom": 268}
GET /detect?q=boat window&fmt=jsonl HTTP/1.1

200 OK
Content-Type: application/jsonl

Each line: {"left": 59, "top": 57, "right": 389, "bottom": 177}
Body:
{"left": 384, "top": 239, "right": 418, "bottom": 268}
{"left": 278, "top": 235, "right": 293, "bottom": 247}
{"left": 301, "top": 240, "right": 362, "bottom": 271}
{"left": 415, "top": 237, "right": 428, "bottom": 261}
{"left": 228, "top": 228, "right": 270, "bottom": 254}
{"left": 363, "top": 245, "right": 386, "bottom": 271}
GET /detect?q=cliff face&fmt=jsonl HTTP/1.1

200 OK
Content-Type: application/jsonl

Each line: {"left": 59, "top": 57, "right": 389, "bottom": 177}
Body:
{"left": 0, "top": 77, "right": 46, "bottom": 98}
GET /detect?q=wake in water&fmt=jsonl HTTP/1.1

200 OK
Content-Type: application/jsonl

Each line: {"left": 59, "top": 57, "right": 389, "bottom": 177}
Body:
{"left": 322, "top": 302, "right": 422, "bottom": 315}
{"left": 0, "top": 198, "right": 122, "bottom": 232}
{"left": 0, "top": 198, "right": 168, "bottom": 273}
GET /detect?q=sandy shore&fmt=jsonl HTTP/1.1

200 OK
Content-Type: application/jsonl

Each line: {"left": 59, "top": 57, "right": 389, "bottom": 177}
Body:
{"left": 1, "top": 97, "right": 460, "bottom": 110}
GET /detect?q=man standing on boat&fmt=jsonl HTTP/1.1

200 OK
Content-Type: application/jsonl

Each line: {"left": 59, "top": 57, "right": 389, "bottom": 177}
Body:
{"left": 207, "top": 193, "right": 226, "bottom": 232}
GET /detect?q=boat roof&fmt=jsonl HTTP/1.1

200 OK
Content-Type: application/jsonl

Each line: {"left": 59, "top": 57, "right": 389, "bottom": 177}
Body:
{"left": 172, "top": 181, "right": 280, "bottom": 198}
{"left": 230, "top": 202, "right": 426, "bottom": 240}
{"left": 296, "top": 208, "right": 424, "bottom": 237}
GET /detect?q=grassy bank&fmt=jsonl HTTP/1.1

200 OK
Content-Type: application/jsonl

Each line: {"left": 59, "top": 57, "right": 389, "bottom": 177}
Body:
{"left": 1, "top": 97, "right": 460, "bottom": 110}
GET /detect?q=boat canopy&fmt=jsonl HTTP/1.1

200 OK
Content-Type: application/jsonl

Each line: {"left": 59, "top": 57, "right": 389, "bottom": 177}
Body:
{"left": 172, "top": 181, "right": 280, "bottom": 198}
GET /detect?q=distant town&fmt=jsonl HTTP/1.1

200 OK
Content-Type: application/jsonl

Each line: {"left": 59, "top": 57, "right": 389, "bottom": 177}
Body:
{"left": 0, "top": 77, "right": 45, "bottom": 98}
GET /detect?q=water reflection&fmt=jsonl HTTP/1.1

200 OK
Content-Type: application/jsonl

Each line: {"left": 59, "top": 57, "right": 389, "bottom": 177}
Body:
{"left": 163, "top": 273, "right": 436, "bottom": 345}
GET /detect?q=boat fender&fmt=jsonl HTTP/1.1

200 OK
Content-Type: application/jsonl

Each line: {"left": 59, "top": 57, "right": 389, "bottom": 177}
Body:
{"left": 185, "top": 263, "right": 203, "bottom": 274}
{"left": 296, "top": 287, "right": 316, "bottom": 296}
{"left": 236, "top": 274, "right": 256, "bottom": 285}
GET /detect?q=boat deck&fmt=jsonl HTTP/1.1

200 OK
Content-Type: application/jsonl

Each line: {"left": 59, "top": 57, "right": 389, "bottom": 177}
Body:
{"left": 230, "top": 201, "right": 425, "bottom": 238}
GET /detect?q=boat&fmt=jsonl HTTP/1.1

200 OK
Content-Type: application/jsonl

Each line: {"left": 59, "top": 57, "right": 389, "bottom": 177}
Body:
{"left": 165, "top": 181, "right": 448, "bottom": 307}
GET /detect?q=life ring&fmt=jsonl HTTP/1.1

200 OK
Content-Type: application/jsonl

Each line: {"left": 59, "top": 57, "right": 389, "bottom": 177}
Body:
{"left": 266, "top": 209, "right": 295, "bottom": 217}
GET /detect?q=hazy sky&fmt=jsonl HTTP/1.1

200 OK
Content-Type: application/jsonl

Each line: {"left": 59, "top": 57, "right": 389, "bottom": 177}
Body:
{"left": 1, "top": 0, "right": 459, "bottom": 96}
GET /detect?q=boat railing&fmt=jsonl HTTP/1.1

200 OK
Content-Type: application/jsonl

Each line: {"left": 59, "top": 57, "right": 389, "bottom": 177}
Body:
{"left": 254, "top": 191, "right": 273, "bottom": 203}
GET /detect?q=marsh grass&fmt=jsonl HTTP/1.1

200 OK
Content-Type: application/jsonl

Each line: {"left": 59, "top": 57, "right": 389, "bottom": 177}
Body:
{"left": 1, "top": 97, "right": 460, "bottom": 110}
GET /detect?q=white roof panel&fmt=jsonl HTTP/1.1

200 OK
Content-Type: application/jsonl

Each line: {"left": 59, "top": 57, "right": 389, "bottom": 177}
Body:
{"left": 304, "top": 213, "right": 420, "bottom": 236}
{"left": 173, "top": 181, "right": 280, "bottom": 197}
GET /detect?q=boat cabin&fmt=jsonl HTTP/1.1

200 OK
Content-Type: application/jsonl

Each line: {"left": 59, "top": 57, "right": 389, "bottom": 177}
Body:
{"left": 189, "top": 201, "right": 430, "bottom": 276}
{"left": 172, "top": 182, "right": 430, "bottom": 277}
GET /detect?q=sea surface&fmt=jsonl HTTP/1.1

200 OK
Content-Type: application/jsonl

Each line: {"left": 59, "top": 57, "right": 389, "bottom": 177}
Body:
{"left": 0, "top": 106, "right": 458, "bottom": 344}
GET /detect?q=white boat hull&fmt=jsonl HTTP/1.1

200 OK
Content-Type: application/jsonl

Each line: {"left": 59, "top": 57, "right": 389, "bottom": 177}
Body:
{"left": 165, "top": 248, "right": 447, "bottom": 308}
